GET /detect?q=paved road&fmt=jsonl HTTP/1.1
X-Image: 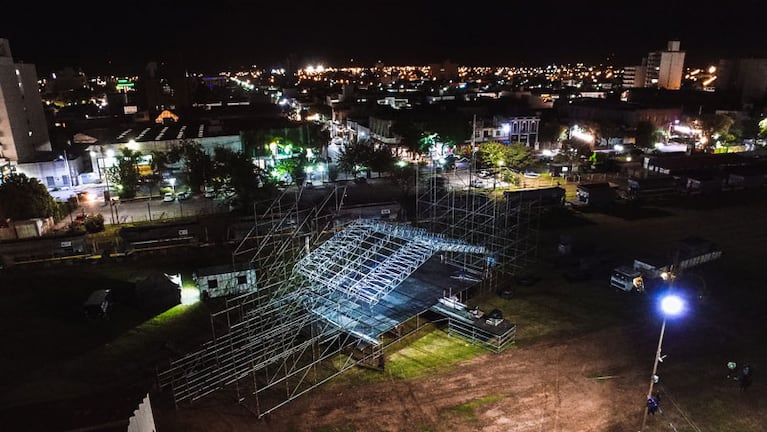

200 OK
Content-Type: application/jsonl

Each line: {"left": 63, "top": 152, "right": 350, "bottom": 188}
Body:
{"left": 54, "top": 188, "right": 226, "bottom": 229}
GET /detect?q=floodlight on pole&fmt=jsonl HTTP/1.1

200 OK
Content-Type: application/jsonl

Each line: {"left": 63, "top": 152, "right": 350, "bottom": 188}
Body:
{"left": 640, "top": 293, "right": 685, "bottom": 431}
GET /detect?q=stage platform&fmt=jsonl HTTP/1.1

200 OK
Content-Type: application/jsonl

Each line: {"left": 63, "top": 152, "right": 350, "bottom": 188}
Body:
{"left": 308, "top": 256, "right": 479, "bottom": 344}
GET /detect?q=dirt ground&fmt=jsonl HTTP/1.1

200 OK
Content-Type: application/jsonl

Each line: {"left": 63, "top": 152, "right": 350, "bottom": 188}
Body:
{"left": 156, "top": 325, "right": 650, "bottom": 432}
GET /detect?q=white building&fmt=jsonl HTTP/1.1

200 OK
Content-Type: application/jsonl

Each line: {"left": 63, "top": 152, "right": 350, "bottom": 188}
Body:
{"left": 471, "top": 116, "right": 540, "bottom": 148}
{"left": 0, "top": 39, "right": 52, "bottom": 164}
{"left": 645, "top": 41, "right": 686, "bottom": 90}
{"left": 624, "top": 41, "right": 685, "bottom": 90}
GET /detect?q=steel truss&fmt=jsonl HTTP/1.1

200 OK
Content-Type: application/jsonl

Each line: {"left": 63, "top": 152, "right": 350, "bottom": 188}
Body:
{"left": 294, "top": 219, "right": 485, "bottom": 306}
{"left": 157, "top": 185, "right": 487, "bottom": 418}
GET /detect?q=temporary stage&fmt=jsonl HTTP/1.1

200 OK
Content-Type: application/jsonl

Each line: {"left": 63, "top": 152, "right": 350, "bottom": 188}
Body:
{"left": 157, "top": 168, "right": 545, "bottom": 416}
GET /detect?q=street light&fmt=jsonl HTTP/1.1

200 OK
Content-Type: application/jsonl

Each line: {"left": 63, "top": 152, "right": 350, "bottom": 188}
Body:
{"left": 501, "top": 123, "right": 511, "bottom": 144}
{"left": 640, "top": 293, "right": 685, "bottom": 431}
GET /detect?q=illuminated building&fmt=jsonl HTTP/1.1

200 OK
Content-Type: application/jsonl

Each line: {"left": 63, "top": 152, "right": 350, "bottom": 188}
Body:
{"left": 645, "top": 41, "right": 686, "bottom": 90}
{"left": 0, "top": 38, "right": 52, "bottom": 164}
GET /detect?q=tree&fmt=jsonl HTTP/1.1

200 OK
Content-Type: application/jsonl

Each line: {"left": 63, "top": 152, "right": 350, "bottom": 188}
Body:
{"left": 370, "top": 146, "right": 395, "bottom": 177}
{"left": 337, "top": 142, "right": 374, "bottom": 176}
{"left": 327, "top": 164, "right": 340, "bottom": 182}
{"left": 0, "top": 173, "right": 61, "bottom": 221}
{"left": 477, "top": 142, "right": 508, "bottom": 168}
{"left": 212, "top": 147, "right": 272, "bottom": 210}
{"left": 423, "top": 112, "right": 472, "bottom": 148}
{"left": 699, "top": 113, "right": 735, "bottom": 148}
{"left": 505, "top": 143, "right": 535, "bottom": 171}
{"left": 169, "top": 139, "right": 214, "bottom": 193}
{"left": 389, "top": 163, "right": 417, "bottom": 198}
{"left": 391, "top": 121, "right": 424, "bottom": 156}
{"left": 552, "top": 139, "right": 592, "bottom": 168}
{"left": 635, "top": 121, "right": 665, "bottom": 149}
{"left": 759, "top": 117, "right": 767, "bottom": 139}
{"left": 107, "top": 148, "right": 141, "bottom": 199}
{"left": 150, "top": 150, "right": 169, "bottom": 174}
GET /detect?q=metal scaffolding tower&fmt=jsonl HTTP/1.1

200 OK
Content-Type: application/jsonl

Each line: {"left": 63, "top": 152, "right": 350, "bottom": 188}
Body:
{"left": 416, "top": 161, "right": 547, "bottom": 293}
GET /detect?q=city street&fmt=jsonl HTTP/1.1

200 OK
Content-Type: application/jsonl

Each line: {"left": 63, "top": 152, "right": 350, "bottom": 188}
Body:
{"left": 51, "top": 184, "right": 225, "bottom": 228}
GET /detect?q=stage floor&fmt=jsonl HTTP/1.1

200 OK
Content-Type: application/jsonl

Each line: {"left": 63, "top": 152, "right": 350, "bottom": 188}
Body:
{"left": 309, "top": 256, "right": 479, "bottom": 343}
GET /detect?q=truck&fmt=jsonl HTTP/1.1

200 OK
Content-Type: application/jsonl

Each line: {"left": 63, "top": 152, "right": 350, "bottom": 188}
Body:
{"left": 610, "top": 237, "right": 722, "bottom": 292}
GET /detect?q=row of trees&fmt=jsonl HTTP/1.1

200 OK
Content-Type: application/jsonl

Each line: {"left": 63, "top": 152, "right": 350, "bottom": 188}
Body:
{"left": 107, "top": 139, "right": 275, "bottom": 211}
{"left": 539, "top": 112, "right": 764, "bottom": 152}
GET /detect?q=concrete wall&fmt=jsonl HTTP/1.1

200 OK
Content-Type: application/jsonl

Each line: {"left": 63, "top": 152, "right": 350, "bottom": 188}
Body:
{"left": 15, "top": 155, "right": 86, "bottom": 188}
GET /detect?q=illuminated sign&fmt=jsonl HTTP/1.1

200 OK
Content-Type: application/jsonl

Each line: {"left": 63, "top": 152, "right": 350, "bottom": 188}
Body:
{"left": 116, "top": 79, "right": 135, "bottom": 90}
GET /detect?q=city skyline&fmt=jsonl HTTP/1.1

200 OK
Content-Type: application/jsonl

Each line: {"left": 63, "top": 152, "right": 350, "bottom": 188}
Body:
{"left": 4, "top": 1, "right": 765, "bottom": 75}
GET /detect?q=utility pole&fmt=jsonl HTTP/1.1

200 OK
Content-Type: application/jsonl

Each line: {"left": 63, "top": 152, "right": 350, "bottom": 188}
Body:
{"left": 469, "top": 114, "right": 476, "bottom": 191}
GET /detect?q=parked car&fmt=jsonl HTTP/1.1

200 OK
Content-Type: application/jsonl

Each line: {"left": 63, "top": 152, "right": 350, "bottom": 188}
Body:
{"left": 523, "top": 171, "right": 541, "bottom": 178}
{"left": 177, "top": 191, "right": 191, "bottom": 200}
{"left": 83, "top": 289, "right": 112, "bottom": 319}
{"left": 163, "top": 192, "right": 175, "bottom": 202}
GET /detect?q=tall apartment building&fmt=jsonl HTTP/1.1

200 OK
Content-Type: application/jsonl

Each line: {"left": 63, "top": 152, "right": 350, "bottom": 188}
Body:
{"left": 717, "top": 58, "right": 767, "bottom": 107}
{"left": 0, "top": 38, "right": 51, "bottom": 164}
{"left": 623, "top": 41, "right": 685, "bottom": 90}
{"left": 646, "top": 40, "right": 686, "bottom": 90}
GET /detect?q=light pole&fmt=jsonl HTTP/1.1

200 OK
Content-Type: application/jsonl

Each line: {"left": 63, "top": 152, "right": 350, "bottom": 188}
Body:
{"left": 640, "top": 293, "right": 685, "bottom": 431}
{"left": 494, "top": 160, "right": 505, "bottom": 190}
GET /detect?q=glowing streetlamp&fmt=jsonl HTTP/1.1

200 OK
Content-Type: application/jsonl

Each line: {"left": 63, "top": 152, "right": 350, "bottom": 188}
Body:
{"left": 169, "top": 177, "right": 176, "bottom": 195}
{"left": 501, "top": 123, "right": 511, "bottom": 144}
{"left": 640, "top": 293, "right": 685, "bottom": 431}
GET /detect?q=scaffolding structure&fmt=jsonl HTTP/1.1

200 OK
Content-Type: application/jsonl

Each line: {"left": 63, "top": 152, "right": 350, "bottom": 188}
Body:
{"left": 157, "top": 185, "right": 489, "bottom": 417}
{"left": 155, "top": 144, "right": 555, "bottom": 416}
{"left": 416, "top": 161, "right": 548, "bottom": 294}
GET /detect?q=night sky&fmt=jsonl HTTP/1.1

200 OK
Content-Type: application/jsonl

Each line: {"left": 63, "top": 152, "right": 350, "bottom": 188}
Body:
{"left": 3, "top": 0, "right": 766, "bottom": 76}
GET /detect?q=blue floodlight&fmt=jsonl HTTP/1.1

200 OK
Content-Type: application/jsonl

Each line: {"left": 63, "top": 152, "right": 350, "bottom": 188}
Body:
{"left": 660, "top": 294, "right": 684, "bottom": 317}
{"left": 640, "top": 292, "right": 686, "bottom": 431}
